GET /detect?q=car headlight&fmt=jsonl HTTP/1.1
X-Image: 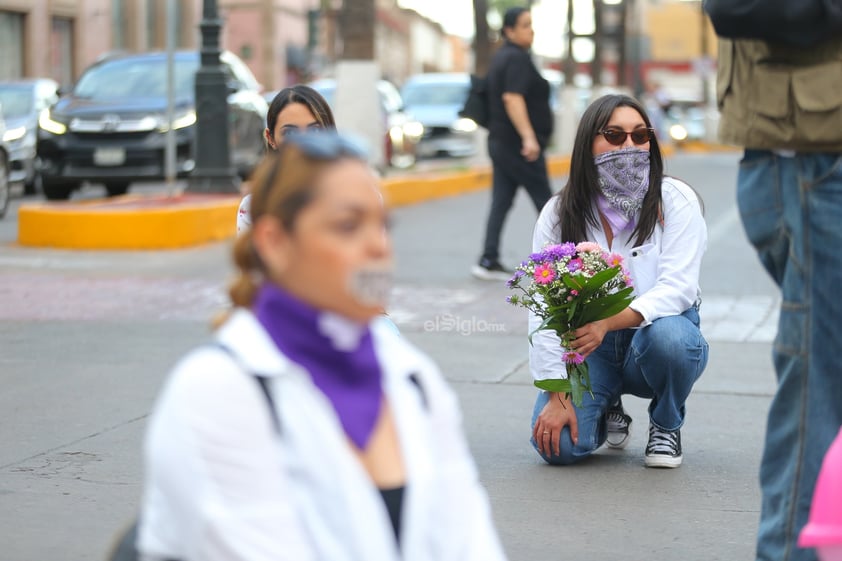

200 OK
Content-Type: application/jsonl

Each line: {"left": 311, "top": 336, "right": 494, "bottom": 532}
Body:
{"left": 402, "top": 120, "right": 424, "bottom": 139}
{"left": 158, "top": 110, "right": 197, "bottom": 132}
{"left": 2, "top": 126, "right": 26, "bottom": 142}
{"left": 669, "top": 124, "right": 688, "bottom": 142}
{"left": 451, "top": 117, "right": 478, "bottom": 133}
{"left": 39, "top": 109, "right": 67, "bottom": 135}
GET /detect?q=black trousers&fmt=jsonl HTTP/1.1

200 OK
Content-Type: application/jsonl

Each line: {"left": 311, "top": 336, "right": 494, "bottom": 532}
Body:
{"left": 481, "top": 137, "right": 553, "bottom": 261}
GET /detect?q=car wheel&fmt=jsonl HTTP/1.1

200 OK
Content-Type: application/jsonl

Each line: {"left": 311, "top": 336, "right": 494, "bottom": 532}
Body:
{"left": 0, "top": 153, "right": 10, "bottom": 218}
{"left": 104, "top": 181, "right": 130, "bottom": 197}
{"left": 42, "top": 179, "right": 77, "bottom": 201}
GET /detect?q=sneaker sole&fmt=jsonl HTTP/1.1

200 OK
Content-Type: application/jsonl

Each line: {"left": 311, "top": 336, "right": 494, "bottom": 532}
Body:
{"left": 644, "top": 454, "right": 683, "bottom": 468}
{"left": 605, "top": 434, "right": 631, "bottom": 450}
{"left": 471, "top": 265, "right": 511, "bottom": 281}
{"left": 605, "top": 418, "right": 632, "bottom": 450}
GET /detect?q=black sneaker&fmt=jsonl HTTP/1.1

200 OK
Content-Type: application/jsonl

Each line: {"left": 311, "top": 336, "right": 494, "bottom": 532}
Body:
{"left": 605, "top": 399, "right": 633, "bottom": 450}
{"left": 644, "top": 423, "right": 682, "bottom": 468}
{"left": 471, "top": 258, "right": 512, "bottom": 281}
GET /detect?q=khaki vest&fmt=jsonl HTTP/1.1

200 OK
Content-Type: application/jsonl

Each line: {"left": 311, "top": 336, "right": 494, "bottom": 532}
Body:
{"left": 717, "top": 37, "right": 842, "bottom": 151}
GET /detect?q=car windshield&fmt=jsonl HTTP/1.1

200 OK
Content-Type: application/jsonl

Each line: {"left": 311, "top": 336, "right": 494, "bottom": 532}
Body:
{"left": 74, "top": 57, "right": 199, "bottom": 100}
{"left": 402, "top": 83, "right": 467, "bottom": 107}
{"left": 0, "top": 85, "right": 34, "bottom": 118}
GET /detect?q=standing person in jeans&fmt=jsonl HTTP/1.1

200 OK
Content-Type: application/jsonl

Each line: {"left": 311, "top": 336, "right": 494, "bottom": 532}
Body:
{"left": 472, "top": 6, "right": 553, "bottom": 281}
{"left": 714, "top": 33, "right": 842, "bottom": 561}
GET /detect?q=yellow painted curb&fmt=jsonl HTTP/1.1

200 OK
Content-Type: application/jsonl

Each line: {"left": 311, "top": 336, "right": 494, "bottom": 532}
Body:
{"left": 18, "top": 194, "right": 240, "bottom": 250}
{"left": 382, "top": 155, "right": 570, "bottom": 209}
{"left": 17, "top": 142, "right": 734, "bottom": 250}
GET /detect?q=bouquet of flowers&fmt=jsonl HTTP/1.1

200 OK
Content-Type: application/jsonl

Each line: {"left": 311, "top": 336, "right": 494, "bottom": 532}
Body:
{"left": 507, "top": 241, "right": 635, "bottom": 406}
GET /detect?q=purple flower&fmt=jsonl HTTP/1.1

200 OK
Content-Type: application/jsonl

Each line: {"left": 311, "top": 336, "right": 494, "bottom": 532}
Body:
{"left": 506, "top": 269, "right": 525, "bottom": 288}
{"left": 549, "top": 242, "right": 577, "bottom": 259}
{"left": 563, "top": 351, "right": 585, "bottom": 364}
{"left": 567, "top": 258, "right": 583, "bottom": 273}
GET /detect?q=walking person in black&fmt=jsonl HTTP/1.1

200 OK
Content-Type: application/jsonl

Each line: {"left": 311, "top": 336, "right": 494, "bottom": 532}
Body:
{"left": 473, "top": 6, "right": 554, "bottom": 281}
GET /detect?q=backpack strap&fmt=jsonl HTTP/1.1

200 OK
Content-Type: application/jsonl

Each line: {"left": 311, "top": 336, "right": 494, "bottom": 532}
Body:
{"left": 209, "top": 342, "right": 282, "bottom": 435}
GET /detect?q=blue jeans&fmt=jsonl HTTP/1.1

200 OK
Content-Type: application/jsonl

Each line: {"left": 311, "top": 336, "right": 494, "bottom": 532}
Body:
{"left": 737, "top": 150, "right": 842, "bottom": 561}
{"left": 530, "top": 307, "right": 708, "bottom": 464}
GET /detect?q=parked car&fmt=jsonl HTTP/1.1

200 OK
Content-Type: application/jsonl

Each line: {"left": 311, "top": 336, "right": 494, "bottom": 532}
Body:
{"left": 400, "top": 73, "right": 476, "bottom": 159}
{"left": 0, "top": 78, "right": 59, "bottom": 195}
{"left": 305, "top": 78, "right": 421, "bottom": 169}
{"left": 37, "top": 51, "right": 268, "bottom": 200}
{"left": 0, "top": 113, "right": 11, "bottom": 217}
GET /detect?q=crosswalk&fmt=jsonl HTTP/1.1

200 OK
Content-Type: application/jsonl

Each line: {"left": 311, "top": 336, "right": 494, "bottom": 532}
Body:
{"left": 0, "top": 267, "right": 779, "bottom": 344}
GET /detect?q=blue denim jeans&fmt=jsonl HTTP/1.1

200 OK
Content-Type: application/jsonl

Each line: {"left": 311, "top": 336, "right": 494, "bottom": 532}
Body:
{"left": 737, "top": 150, "right": 842, "bottom": 561}
{"left": 530, "top": 307, "right": 708, "bottom": 464}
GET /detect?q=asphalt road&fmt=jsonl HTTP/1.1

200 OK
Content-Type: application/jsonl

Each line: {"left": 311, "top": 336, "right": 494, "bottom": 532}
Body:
{"left": 0, "top": 150, "right": 780, "bottom": 561}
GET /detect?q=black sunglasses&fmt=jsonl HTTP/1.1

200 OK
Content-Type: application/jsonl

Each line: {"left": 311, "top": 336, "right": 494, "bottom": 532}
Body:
{"left": 598, "top": 128, "right": 655, "bottom": 146}
{"left": 282, "top": 129, "right": 369, "bottom": 161}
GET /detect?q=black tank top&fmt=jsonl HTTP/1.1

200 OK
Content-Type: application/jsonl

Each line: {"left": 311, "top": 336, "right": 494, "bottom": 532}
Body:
{"left": 378, "top": 485, "right": 405, "bottom": 543}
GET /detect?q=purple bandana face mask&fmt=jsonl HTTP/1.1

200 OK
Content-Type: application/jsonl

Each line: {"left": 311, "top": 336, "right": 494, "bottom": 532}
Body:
{"left": 594, "top": 147, "right": 650, "bottom": 234}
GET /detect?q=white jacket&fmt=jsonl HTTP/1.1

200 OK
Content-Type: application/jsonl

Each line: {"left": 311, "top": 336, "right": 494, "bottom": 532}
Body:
{"left": 138, "top": 309, "right": 507, "bottom": 561}
{"left": 236, "top": 194, "right": 251, "bottom": 235}
{"left": 529, "top": 177, "right": 707, "bottom": 381}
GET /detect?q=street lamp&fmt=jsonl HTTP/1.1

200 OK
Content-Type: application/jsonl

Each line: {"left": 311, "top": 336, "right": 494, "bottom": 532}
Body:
{"left": 188, "top": 0, "right": 238, "bottom": 193}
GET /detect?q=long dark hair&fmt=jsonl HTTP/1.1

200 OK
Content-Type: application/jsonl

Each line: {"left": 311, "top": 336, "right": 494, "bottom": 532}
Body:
{"left": 555, "top": 94, "right": 664, "bottom": 247}
{"left": 266, "top": 85, "right": 335, "bottom": 148}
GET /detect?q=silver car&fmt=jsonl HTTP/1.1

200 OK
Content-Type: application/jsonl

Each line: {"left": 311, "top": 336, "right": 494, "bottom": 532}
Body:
{"left": 401, "top": 73, "right": 477, "bottom": 159}
{"left": 0, "top": 113, "right": 10, "bottom": 217}
{"left": 0, "top": 78, "right": 59, "bottom": 195}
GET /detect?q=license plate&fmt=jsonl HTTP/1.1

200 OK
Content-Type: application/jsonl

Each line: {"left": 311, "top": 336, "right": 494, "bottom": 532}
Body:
{"left": 93, "top": 147, "right": 126, "bottom": 166}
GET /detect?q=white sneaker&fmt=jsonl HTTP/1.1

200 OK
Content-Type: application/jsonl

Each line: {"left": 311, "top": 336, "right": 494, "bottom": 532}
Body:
{"left": 471, "top": 258, "right": 512, "bottom": 281}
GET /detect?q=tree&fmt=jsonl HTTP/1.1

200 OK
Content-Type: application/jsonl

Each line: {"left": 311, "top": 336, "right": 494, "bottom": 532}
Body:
{"left": 472, "top": 0, "right": 491, "bottom": 74}
{"left": 341, "top": 0, "right": 375, "bottom": 60}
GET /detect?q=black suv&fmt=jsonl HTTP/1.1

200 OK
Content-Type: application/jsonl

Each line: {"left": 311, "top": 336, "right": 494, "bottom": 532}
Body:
{"left": 37, "top": 51, "right": 268, "bottom": 200}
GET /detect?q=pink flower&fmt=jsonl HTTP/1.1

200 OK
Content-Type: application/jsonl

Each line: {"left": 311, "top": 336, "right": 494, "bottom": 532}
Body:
{"left": 563, "top": 351, "right": 585, "bottom": 364}
{"left": 571, "top": 289, "right": 579, "bottom": 296}
{"left": 576, "top": 241, "right": 602, "bottom": 253}
{"left": 533, "top": 263, "right": 556, "bottom": 285}
{"left": 606, "top": 253, "right": 624, "bottom": 267}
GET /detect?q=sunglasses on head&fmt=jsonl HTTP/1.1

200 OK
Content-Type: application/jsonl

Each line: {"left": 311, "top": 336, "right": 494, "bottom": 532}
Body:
{"left": 598, "top": 127, "right": 655, "bottom": 146}
{"left": 282, "top": 129, "right": 369, "bottom": 161}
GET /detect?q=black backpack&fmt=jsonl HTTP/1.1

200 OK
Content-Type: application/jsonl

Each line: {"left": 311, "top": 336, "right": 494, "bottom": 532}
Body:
{"left": 459, "top": 74, "right": 490, "bottom": 129}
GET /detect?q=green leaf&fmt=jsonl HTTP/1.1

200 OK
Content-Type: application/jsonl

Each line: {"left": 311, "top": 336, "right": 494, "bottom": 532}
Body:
{"left": 578, "top": 287, "right": 635, "bottom": 324}
{"left": 534, "top": 378, "right": 573, "bottom": 394}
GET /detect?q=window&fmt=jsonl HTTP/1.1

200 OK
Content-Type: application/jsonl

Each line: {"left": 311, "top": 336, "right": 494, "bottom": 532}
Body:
{"left": 0, "top": 11, "right": 25, "bottom": 80}
{"left": 51, "top": 17, "right": 74, "bottom": 87}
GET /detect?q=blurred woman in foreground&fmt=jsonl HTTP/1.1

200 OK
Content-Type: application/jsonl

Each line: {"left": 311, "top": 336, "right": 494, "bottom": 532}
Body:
{"left": 138, "top": 130, "right": 507, "bottom": 561}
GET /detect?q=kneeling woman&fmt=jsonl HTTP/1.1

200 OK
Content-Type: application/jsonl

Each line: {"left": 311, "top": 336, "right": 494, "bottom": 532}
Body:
{"left": 530, "top": 94, "right": 708, "bottom": 469}
{"left": 139, "top": 131, "right": 507, "bottom": 560}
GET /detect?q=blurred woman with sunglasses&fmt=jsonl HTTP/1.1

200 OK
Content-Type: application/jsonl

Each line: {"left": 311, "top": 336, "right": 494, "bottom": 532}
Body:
{"left": 530, "top": 94, "right": 708, "bottom": 469}
{"left": 138, "top": 131, "right": 507, "bottom": 561}
{"left": 237, "top": 85, "right": 336, "bottom": 234}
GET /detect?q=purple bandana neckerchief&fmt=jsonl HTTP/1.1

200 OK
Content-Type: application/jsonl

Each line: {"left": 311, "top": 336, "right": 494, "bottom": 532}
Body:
{"left": 254, "top": 282, "right": 383, "bottom": 449}
{"left": 594, "top": 147, "right": 650, "bottom": 236}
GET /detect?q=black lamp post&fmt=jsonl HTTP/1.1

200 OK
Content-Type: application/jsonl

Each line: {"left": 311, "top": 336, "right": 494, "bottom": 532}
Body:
{"left": 188, "top": 0, "right": 238, "bottom": 193}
